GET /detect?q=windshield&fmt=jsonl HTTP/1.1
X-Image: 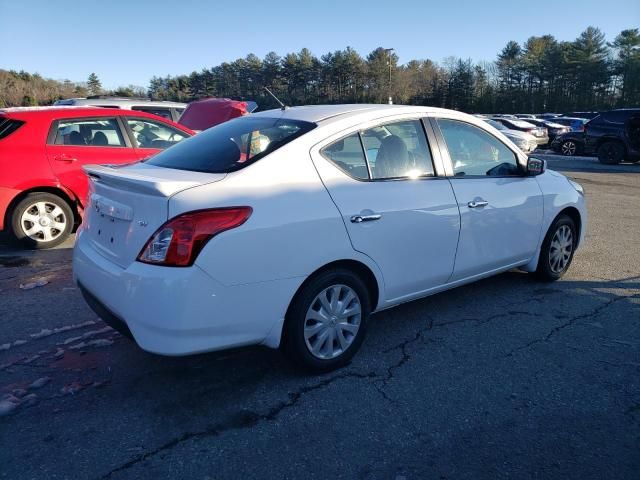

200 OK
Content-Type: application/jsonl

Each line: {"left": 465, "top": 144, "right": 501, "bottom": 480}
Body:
{"left": 146, "top": 116, "right": 316, "bottom": 173}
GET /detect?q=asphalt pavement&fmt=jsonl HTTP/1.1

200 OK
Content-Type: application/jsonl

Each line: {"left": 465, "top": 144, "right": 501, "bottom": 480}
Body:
{"left": 0, "top": 153, "right": 638, "bottom": 480}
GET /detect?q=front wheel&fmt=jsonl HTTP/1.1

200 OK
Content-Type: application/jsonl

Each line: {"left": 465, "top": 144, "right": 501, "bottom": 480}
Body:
{"left": 535, "top": 215, "right": 577, "bottom": 282}
{"left": 598, "top": 141, "right": 624, "bottom": 164}
{"left": 560, "top": 140, "right": 578, "bottom": 156}
{"left": 10, "top": 192, "right": 74, "bottom": 249}
{"left": 283, "top": 269, "right": 371, "bottom": 372}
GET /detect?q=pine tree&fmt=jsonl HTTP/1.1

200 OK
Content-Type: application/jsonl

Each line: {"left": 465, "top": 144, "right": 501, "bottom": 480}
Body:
{"left": 87, "top": 73, "right": 102, "bottom": 96}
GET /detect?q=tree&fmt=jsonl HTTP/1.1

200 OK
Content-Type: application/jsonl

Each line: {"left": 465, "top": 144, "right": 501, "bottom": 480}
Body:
{"left": 87, "top": 73, "right": 102, "bottom": 96}
{"left": 610, "top": 28, "right": 640, "bottom": 105}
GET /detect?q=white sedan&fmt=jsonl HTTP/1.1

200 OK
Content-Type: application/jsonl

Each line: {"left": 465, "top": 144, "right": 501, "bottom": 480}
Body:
{"left": 73, "top": 104, "right": 586, "bottom": 371}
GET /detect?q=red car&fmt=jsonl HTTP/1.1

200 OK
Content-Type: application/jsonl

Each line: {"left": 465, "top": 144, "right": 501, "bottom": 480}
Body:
{"left": 0, "top": 107, "right": 194, "bottom": 248}
{"left": 178, "top": 98, "right": 257, "bottom": 131}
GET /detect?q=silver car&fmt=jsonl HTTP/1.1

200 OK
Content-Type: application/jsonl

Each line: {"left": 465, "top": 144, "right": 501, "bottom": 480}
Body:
{"left": 484, "top": 119, "right": 537, "bottom": 153}
{"left": 53, "top": 97, "right": 186, "bottom": 122}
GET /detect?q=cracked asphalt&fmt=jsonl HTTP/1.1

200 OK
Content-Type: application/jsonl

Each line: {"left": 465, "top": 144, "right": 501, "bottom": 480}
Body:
{"left": 1, "top": 154, "right": 639, "bottom": 480}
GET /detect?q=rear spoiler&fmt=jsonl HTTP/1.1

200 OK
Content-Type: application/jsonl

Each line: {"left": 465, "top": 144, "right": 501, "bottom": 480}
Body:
{"left": 83, "top": 164, "right": 224, "bottom": 197}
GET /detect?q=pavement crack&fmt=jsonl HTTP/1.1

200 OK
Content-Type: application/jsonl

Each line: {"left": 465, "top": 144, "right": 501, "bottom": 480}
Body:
{"left": 100, "top": 370, "right": 377, "bottom": 478}
{"left": 503, "top": 293, "right": 639, "bottom": 357}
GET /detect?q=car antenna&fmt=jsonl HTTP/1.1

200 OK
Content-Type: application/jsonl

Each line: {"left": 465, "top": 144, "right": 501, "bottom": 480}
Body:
{"left": 264, "top": 87, "right": 288, "bottom": 111}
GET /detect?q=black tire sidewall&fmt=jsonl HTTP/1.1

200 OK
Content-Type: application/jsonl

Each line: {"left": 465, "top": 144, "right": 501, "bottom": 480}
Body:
{"left": 284, "top": 269, "right": 371, "bottom": 372}
{"left": 598, "top": 142, "right": 624, "bottom": 164}
{"left": 536, "top": 215, "right": 577, "bottom": 282}
{"left": 10, "top": 193, "right": 74, "bottom": 249}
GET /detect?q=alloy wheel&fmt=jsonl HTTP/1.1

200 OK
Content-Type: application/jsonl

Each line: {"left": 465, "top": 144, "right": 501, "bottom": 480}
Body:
{"left": 549, "top": 225, "right": 573, "bottom": 274}
{"left": 304, "top": 284, "right": 362, "bottom": 360}
{"left": 561, "top": 141, "right": 576, "bottom": 156}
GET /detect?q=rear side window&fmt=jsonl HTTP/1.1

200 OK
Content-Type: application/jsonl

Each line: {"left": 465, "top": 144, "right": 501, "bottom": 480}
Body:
{"left": 52, "top": 118, "right": 126, "bottom": 147}
{"left": 321, "top": 119, "right": 435, "bottom": 181}
{"left": 0, "top": 118, "right": 25, "bottom": 140}
{"left": 146, "top": 116, "right": 316, "bottom": 173}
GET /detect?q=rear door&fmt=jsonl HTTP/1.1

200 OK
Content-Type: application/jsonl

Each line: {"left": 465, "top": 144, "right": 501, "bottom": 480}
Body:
{"left": 45, "top": 116, "right": 138, "bottom": 207}
{"left": 311, "top": 117, "right": 460, "bottom": 302}
{"left": 122, "top": 116, "right": 191, "bottom": 161}
{"left": 431, "top": 116, "right": 543, "bottom": 281}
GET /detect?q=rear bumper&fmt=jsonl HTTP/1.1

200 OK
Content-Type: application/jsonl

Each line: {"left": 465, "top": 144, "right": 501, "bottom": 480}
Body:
{"left": 73, "top": 230, "right": 301, "bottom": 355}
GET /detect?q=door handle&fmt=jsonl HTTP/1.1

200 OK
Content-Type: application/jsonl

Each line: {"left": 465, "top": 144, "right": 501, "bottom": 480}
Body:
{"left": 350, "top": 214, "right": 382, "bottom": 223}
{"left": 53, "top": 154, "right": 78, "bottom": 163}
{"left": 467, "top": 200, "right": 489, "bottom": 209}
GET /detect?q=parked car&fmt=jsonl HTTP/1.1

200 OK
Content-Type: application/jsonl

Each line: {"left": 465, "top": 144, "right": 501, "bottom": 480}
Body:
{"left": 538, "top": 113, "right": 562, "bottom": 120}
{"left": 550, "top": 131, "right": 586, "bottom": 156}
{"left": 514, "top": 114, "right": 537, "bottom": 120}
{"left": 584, "top": 109, "right": 640, "bottom": 164}
{"left": 73, "top": 104, "right": 586, "bottom": 372}
{"left": 550, "top": 117, "right": 588, "bottom": 132}
{"left": 492, "top": 117, "right": 549, "bottom": 145}
{"left": 178, "top": 98, "right": 258, "bottom": 132}
{"left": 54, "top": 97, "right": 187, "bottom": 122}
{"left": 524, "top": 118, "right": 570, "bottom": 144}
{"left": 483, "top": 119, "right": 538, "bottom": 153}
{"left": 562, "top": 111, "right": 599, "bottom": 120}
{"left": 0, "top": 107, "right": 194, "bottom": 248}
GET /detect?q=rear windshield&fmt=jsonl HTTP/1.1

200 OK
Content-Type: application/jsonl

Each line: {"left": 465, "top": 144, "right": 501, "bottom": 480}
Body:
{"left": 146, "top": 116, "right": 316, "bottom": 173}
{"left": 0, "top": 118, "right": 25, "bottom": 140}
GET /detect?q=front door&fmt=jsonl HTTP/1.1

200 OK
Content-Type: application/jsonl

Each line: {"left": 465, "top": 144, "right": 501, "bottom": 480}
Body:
{"left": 46, "top": 116, "right": 137, "bottom": 206}
{"left": 433, "top": 117, "right": 543, "bottom": 281}
{"left": 311, "top": 118, "right": 460, "bottom": 302}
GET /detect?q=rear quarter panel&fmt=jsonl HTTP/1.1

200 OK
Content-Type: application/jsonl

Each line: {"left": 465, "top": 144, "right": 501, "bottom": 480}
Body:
{"left": 0, "top": 115, "right": 54, "bottom": 230}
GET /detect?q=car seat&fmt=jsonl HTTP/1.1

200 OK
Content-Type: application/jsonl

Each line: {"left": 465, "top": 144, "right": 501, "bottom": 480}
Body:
{"left": 374, "top": 135, "right": 410, "bottom": 178}
{"left": 91, "top": 131, "right": 108, "bottom": 146}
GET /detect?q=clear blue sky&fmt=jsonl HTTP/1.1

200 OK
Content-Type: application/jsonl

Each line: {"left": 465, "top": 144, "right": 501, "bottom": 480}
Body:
{"left": 1, "top": 0, "right": 638, "bottom": 89}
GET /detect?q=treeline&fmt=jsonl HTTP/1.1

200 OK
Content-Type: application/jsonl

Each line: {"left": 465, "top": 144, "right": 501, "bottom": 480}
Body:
{"left": 2, "top": 26, "right": 638, "bottom": 113}
{"left": 0, "top": 70, "right": 146, "bottom": 107}
{"left": 148, "top": 27, "right": 640, "bottom": 113}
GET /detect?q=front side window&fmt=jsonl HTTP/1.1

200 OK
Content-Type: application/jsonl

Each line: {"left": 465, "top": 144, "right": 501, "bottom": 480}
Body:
{"left": 145, "top": 116, "right": 315, "bottom": 173}
{"left": 53, "top": 118, "right": 125, "bottom": 147}
{"left": 126, "top": 118, "right": 189, "bottom": 149}
{"left": 321, "top": 119, "right": 435, "bottom": 181}
{"left": 437, "top": 119, "right": 521, "bottom": 177}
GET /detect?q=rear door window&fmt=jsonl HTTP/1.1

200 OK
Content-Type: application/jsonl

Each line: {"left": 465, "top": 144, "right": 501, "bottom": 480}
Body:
{"left": 52, "top": 118, "right": 126, "bottom": 147}
{"left": 145, "top": 116, "right": 315, "bottom": 173}
{"left": 321, "top": 132, "right": 369, "bottom": 180}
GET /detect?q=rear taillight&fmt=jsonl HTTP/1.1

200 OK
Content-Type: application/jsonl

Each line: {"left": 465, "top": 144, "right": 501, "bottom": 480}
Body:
{"left": 137, "top": 207, "right": 252, "bottom": 267}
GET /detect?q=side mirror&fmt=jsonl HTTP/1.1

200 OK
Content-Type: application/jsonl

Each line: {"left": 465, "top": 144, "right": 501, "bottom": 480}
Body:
{"left": 527, "top": 157, "right": 546, "bottom": 176}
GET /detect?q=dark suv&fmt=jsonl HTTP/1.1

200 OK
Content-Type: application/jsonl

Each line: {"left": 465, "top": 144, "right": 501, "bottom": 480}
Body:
{"left": 584, "top": 109, "right": 640, "bottom": 164}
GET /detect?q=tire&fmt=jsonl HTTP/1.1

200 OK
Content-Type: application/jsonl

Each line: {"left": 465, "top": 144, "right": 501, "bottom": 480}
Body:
{"left": 560, "top": 140, "right": 578, "bottom": 156}
{"left": 10, "top": 192, "right": 74, "bottom": 249}
{"left": 598, "top": 141, "right": 625, "bottom": 164}
{"left": 283, "top": 268, "right": 371, "bottom": 372}
{"left": 535, "top": 214, "right": 577, "bottom": 282}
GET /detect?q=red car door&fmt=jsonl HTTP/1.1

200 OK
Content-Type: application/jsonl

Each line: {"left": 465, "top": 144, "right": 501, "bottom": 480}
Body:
{"left": 45, "top": 116, "right": 138, "bottom": 207}
{"left": 123, "top": 116, "right": 192, "bottom": 161}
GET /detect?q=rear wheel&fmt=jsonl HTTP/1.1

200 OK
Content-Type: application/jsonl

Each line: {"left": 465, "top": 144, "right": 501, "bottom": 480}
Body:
{"left": 283, "top": 268, "right": 371, "bottom": 372}
{"left": 598, "top": 141, "right": 625, "bottom": 164}
{"left": 10, "top": 192, "right": 74, "bottom": 249}
{"left": 560, "top": 140, "right": 578, "bottom": 156}
{"left": 535, "top": 215, "right": 577, "bottom": 282}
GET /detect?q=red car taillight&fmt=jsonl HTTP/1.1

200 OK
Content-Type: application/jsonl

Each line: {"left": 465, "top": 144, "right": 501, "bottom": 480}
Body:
{"left": 137, "top": 207, "right": 252, "bottom": 267}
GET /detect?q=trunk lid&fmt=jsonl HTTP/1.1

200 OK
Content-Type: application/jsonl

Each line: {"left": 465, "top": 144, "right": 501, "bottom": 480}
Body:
{"left": 83, "top": 163, "right": 226, "bottom": 268}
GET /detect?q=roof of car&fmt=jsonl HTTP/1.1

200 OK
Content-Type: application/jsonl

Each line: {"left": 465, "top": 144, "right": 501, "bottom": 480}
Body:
{"left": 53, "top": 97, "right": 187, "bottom": 108}
{"left": 251, "top": 104, "right": 451, "bottom": 124}
{"left": 2, "top": 106, "right": 163, "bottom": 119}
